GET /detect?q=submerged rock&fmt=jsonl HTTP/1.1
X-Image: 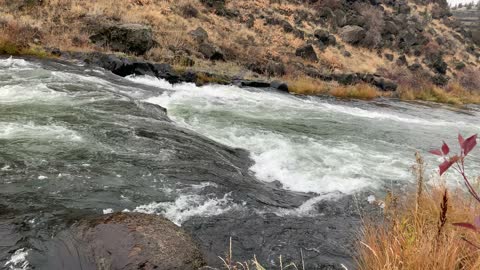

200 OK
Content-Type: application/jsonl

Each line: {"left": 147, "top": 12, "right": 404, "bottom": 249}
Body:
{"left": 33, "top": 213, "right": 206, "bottom": 270}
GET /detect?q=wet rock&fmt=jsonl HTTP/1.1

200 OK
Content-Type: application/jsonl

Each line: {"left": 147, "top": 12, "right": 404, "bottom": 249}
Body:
{"left": 295, "top": 44, "right": 318, "bottom": 61}
{"left": 189, "top": 27, "right": 209, "bottom": 43}
{"left": 36, "top": 213, "right": 206, "bottom": 270}
{"left": 270, "top": 81, "right": 289, "bottom": 92}
{"left": 199, "top": 43, "right": 225, "bottom": 61}
{"left": 339, "top": 25, "right": 366, "bottom": 45}
{"left": 239, "top": 80, "right": 271, "bottom": 88}
{"left": 90, "top": 24, "right": 155, "bottom": 55}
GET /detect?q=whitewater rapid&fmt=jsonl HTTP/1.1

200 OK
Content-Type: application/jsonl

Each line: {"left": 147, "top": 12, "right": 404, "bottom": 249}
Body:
{"left": 129, "top": 75, "right": 480, "bottom": 196}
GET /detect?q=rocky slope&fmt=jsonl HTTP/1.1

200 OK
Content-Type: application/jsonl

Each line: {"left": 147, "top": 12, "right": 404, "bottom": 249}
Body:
{"left": 0, "top": 0, "right": 479, "bottom": 96}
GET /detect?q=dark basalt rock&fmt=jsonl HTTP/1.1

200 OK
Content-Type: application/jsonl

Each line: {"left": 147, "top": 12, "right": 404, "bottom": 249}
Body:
{"left": 372, "top": 76, "right": 398, "bottom": 91}
{"left": 189, "top": 27, "right": 209, "bottom": 43}
{"left": 199, "top": 43, "right": 225, "bottom": 61}
{"left": 239, "top": 80, "right": 271, "bottom": 88}
{"left": 339, "top": 25, "right": 366, "bottom": 45}
{"left": 396, "top": 55, "right": 408, "bottom": 66}
{"left": 90, "top": 24, "right": 155, "bottom": 55}
{"left": 32, "top": 213, "right": 206, "bottom": 270}
{"left": 270, "top": 80, "right": 289, "bottom": 92}
{"left": 295, "top": 44, "right": 318, "bottom": 61}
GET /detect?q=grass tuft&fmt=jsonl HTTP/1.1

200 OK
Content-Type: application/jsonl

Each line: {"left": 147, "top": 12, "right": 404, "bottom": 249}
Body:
{"left": 357, "top": 154, "right": 480, "bottom": 269}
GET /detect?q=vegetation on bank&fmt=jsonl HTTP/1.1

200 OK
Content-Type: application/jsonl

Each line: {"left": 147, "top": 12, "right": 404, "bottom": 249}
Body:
{"left": 358, "top": 136, "right": 480, "bottom": 269}
{"left": 0, "top": 0, "right": 479, "bottom": 104}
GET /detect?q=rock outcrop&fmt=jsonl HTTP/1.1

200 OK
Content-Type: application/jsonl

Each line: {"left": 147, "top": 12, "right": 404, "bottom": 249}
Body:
{"left": 90, "top": 24, "right": 155, "bottom": 55}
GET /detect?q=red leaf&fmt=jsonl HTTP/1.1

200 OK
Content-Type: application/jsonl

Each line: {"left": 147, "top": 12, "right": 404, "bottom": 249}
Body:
{"left": 439, "top": 160, "right": 454, "bottom": 176}
{"left": 459, "top": 134, "right": 465, "bottom": 148}
{"left": 429, "top": 149, "right": 443, "bottom": 156}
{"left": 453, "top": 222, "right": 478, "bottom": 232}
{"left": 442, "top": 141, "right": 450, "bottom": 155}
{"left": 463, "top": 134, "right": 478, "bottom": 156}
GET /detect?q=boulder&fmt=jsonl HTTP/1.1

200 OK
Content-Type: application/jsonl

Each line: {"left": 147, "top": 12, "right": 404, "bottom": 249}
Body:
{"left": 189, "top": 27, "right": 209, "bottom": 43}
{"left": 339, "top": 25, "right": 366, "bottom": 44}
{"left": 396, "top": 55, "right": 408, "bottom": 66}
{"left": 333, "top": 9, "right": 347, "bottom": 27}
{"left": 90, "top": 24, "right": 155, "bottom": 55}
{"left": 383, "top": 20, "right": 399, "bottom": 35}
{"left": 295, "top": 44, "right": 318, "bottom": 61}
{"left": 372, "top": 76, "right": 398, "bottom": 91}
{"left": 314, "top": 29, "right": 330, "bottom": 43}
{"left": 38, "top": 213, "right": 206, "bottom": 270}
{"left": 270, "top": 81, "right": 289, "bottom": 92}
{"left": 199, "top": 43, "right": 225, "bottom": 61}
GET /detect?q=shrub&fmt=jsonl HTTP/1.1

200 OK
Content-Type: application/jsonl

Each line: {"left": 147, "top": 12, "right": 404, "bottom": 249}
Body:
{"left": 179, "top": 3, "right": 199, "bottom": 18}
{"left": 357, "top": 3, "right": 385, "bottom": 48}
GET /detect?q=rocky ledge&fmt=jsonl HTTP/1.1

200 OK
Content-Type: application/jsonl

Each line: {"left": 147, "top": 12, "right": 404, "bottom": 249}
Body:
{"left": 31, "top": 212, "right": 206, "bottom": 270}
{"left": 54, "top": 49, "right": 398, "bottom": 94}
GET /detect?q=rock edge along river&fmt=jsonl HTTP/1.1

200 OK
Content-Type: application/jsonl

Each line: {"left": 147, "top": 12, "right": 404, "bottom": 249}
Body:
{"left": 1, "top": 57, "right": 480, "bottom": 269}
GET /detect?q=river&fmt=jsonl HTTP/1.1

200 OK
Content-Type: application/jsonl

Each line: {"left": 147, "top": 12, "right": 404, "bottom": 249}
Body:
{"left": 1, "top": 57, "right": 479, "bottom": 269}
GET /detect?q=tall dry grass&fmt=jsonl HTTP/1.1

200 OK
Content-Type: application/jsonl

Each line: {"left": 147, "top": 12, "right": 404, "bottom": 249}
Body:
{"left": 357, "top": 154, "right": 480, "bottom": 270}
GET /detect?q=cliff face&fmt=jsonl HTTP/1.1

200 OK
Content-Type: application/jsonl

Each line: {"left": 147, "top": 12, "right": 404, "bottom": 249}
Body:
{"left": 0, "top": 0, "right": 479, "bottom": 93}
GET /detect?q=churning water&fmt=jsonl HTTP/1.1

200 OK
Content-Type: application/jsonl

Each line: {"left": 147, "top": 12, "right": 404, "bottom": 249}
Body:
{"left": 1, "top": 57, "right": 480, "bottom": 269}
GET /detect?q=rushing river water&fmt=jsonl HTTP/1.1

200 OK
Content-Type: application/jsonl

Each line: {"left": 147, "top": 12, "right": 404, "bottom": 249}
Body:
{"left": 1, "top": 57, "right": 480, "bottom": 269}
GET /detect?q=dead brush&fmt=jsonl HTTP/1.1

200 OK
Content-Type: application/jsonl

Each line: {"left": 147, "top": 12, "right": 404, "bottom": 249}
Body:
{"left": 357, "top": 138, "right": 480, "bottom": 270}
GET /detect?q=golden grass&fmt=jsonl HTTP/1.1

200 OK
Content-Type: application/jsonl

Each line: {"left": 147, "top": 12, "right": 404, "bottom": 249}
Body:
{"left": 287, "top": 77, "right": 381, "bottom": 100}
{"left": 398, "top": 82, "right": 480, "bottom": 105}
{"left": 357, "top": 154, "right": 480, "bottom": 270}
{"left": 331, "top": 83, "right": 379, "bottom": 100}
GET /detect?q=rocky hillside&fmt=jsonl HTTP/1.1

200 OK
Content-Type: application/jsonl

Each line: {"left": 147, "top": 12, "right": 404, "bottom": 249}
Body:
{"left": 0, "top": 0, "right": 479, "bottom": 99}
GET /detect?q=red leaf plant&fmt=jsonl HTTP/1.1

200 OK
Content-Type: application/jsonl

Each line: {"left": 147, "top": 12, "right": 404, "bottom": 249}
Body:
{"left": 430, "top": 134, "right": 479, "bottom": 242}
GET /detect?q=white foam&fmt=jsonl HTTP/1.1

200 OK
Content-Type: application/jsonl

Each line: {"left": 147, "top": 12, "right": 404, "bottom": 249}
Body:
{"left": 273, "top": 193, "right": 342, "bottom": 216}
{"left": 0, "top": 57, "right": 36, "bottom": 69}
{"left": 0, "top": 122, "right": 82, "bottom": 142}
{"left": 0, "top": 84, "right": 68, "bottom": 105}
{"left": 133, "top": 193, "right": 239, "bottom": 226}
{"left": 103, "top": 208, "right": 114, "bottom": 214}
{"left": 4, "top": 248, "right": 30, "bottom": 270}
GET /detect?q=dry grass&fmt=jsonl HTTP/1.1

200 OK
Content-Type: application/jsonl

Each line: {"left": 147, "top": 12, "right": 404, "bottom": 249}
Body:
{"left": 357, "top": 154, "right": 480, "bottom": 270}
{"left": 331, "top": 83, "right": 379, "bottom": 100}
{"left": 214, "top": 238, "right": 303, "bottom": 270}
{"left": 287, "top": 77, "right": 381, "bottom": 100}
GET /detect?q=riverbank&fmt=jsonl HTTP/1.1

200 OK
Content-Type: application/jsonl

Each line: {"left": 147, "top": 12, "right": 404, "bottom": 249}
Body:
{"left": 1, "top": 0, "right": 479, "bottom": 104}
